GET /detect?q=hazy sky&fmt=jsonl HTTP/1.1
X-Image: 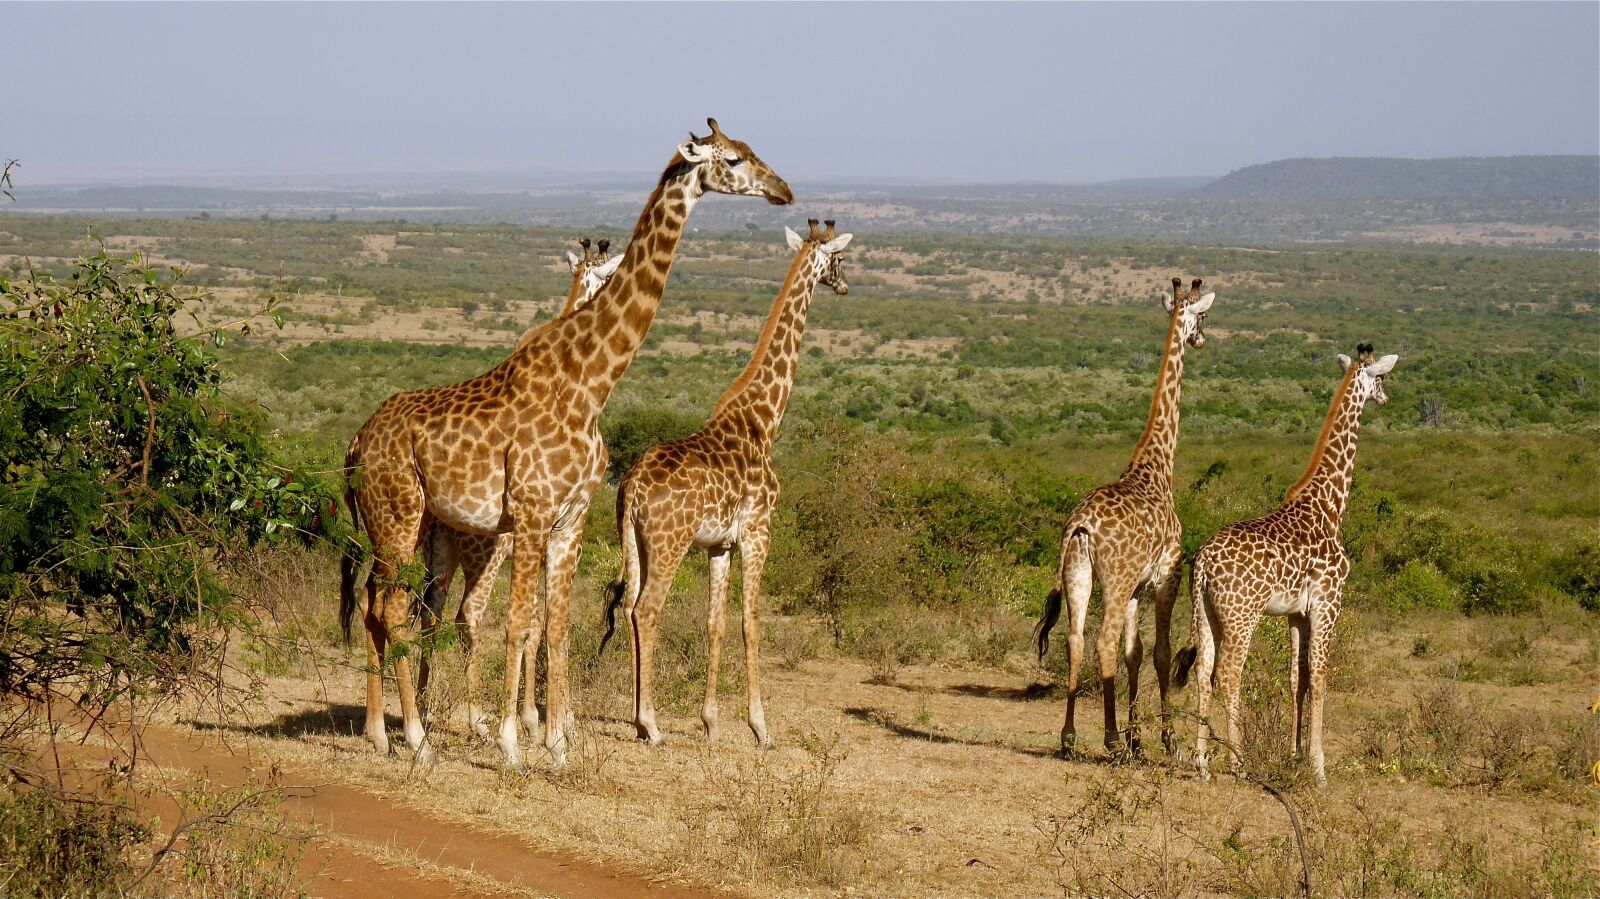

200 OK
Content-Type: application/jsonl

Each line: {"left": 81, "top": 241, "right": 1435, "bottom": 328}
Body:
{"left": 11, "top": 2, "right": 1599, "bottom": 185}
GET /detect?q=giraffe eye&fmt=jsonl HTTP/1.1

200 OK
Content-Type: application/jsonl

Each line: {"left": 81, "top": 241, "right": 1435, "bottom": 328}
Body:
{"left": 726, "top": 157, "right": 744, "bottom": 168}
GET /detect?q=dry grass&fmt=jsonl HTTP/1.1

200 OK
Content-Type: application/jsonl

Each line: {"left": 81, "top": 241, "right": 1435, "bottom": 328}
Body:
{"left": 159, "top": 549, "right": 1599, "bottom": 898}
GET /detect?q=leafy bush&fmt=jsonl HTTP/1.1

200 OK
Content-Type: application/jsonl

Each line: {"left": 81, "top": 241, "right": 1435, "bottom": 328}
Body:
{"left": 0, "top": 247, "right": 339, "bottom": 733}
{"left": 599, "top": 405, "right": 704, "bottom": 480}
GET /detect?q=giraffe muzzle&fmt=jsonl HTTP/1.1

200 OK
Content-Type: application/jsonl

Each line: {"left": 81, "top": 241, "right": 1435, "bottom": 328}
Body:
{"left": 766, "top": 180, "right": 795, "bottom": 206}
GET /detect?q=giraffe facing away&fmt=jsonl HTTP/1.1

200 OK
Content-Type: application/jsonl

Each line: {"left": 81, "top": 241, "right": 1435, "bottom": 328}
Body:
{"left": 1175, "top": 343, "right": 1398, "bottom": 785}
{"left": 598, "top": 219, "right": 852, "bottom": 748}
{"left": 1035, "top": 277, "right": 1215, "bottom": 758}
{"left": 341, "top": 119, "right": 792, "bottom": 769}
{"left": 411, "top": 237, "right": 624, "bottom": 741}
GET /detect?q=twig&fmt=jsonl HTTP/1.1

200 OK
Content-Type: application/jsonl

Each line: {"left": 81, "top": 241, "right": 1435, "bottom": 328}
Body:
{"left": 124, "top": 784, "right": 294, "bottom": 890}
{"left": 1248, "top": 775, "right": 1312, "bottom": 897}
{"left": 136, "top": 375, "right": 156, "bottom": 490}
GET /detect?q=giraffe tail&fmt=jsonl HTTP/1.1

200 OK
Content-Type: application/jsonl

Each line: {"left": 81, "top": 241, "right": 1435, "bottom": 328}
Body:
{"left": 1034, "top": 588, "right": 1063, "bottom": 663}
{"left": 1036, "top": 527, "right": 1088, "bottom": 662}
{"left": 1173, "top": 646, "right": 1198, "bottom": 689}
{"left": 338, "top": 450, "right": 367, "bottom": 649}
{"left": 597, "top": 483, "right": 638, "bottom": 657}
{"left": 1173, "top": 555, "right": 1208, "bottom": 689}
{"left": 598, "top": 578, "right": 626, "bottom": 656}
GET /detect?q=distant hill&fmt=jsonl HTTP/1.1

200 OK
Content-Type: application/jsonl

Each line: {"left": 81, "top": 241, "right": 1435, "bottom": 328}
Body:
{"left": 1200, "top": 155, "right": 1598, "bottom": 202}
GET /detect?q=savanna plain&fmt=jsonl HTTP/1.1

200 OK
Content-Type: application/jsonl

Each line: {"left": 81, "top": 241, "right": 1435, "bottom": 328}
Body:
{"left": 2, "top": 213, "right": 1597, "bottom": 898}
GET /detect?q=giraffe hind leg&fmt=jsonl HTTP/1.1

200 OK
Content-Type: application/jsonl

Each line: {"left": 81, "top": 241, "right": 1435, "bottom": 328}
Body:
{"left": 1057, "top": 532, "right": 1092, "bottom": 757}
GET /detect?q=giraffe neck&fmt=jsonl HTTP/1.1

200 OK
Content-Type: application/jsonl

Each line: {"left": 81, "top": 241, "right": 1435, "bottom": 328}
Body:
{"left": 1124, "top": 312, "right": 1187, "bottom": 480}
{"left": 513, "top": 274, "right": 590, "bottom": 352}
{"left": 710, "top": 249, "right": 821, "bottom": 438}
{"left": 557, "top": 274, "right": 589, "bottom": 317}
{"left": 1284, "top": 366, "right": 1365, "bottom": 528}
{"left": 540, "top": 156, "right": 700, "bottom": 406}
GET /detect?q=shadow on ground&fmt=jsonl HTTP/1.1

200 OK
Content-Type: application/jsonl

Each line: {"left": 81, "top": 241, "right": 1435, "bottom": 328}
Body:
{"left": 842, "top": 706, "right": 1060, "bottom": 760}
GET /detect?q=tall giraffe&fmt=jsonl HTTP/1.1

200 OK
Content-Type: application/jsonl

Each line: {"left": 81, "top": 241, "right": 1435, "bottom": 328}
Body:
{"left": 1175, "top": 343, "right": 1398, "bottom": 785}
{"left": 341, "top": 120, "right": 792, "bottom": 768}
{"left": 411, "top": 237, "right": 624, "bottom": 740}
{"left": 1035, "top": 277, "right": 1215, "bottom": 758}
{"left": 598, "top": 219, "right": 852, "bottom": 747}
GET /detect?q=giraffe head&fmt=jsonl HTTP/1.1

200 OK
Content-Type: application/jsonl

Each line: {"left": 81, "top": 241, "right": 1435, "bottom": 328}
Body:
{"left": 565, "top": 237, "right": 623, "bottom": 307}
{"left": 1162, "top": 277, "right": 1216, "bottom": 348}
{"left": 1337, "top": 342, "right": 1399, "bottom": 407}
{"left": 678, "top": 118, "right": 794, "bottom": 205}
{"left": 784, "top": 218, "right": 854, "bottom": 295}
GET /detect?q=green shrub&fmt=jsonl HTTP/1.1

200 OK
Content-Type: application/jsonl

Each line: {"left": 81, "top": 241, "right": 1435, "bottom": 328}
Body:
{"left": 600, "top": 405, "right": 704, "bottom": 480}
{"left": 1385, "top": 560, "right": 1458, "bottom": 612}
{"left": 0, "top": 248, "right": 339, "bottom": 729}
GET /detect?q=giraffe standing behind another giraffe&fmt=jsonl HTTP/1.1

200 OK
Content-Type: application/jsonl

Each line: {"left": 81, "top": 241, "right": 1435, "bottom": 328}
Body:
{"left": 1035, "top": 277, "right": 1215, "bottom": 759}
{"left": 599, "top": 219, "right": 852, "bottom": 748}
{"left": 1174, "top": 343, "right": 1399, "bottom": 786}
{"left": 340, "top": 120, "right": 792, "bottom": 769}
{"left": 410, "top": 237, "right": 624, "bottom": 741}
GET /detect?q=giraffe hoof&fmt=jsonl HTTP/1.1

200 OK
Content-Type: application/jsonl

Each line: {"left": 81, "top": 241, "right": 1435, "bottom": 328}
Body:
{"left": 414, "top": 743, "right": 437, "bottom": 768}
{"left": 637, "top": 734, "right": 666, "bottom": 747}
{"left": 758, "top": 739, "right": 776, "bottom": 751}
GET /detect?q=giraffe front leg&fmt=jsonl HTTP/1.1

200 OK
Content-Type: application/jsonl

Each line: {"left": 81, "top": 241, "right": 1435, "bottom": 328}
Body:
{"left": 739, "top": 533, "right": 773, "bottom": 749}
{"left": 541, "top": 512, "right": 588, "bottom": 769}
{"left": 1153, "top": 562, "right": 1182, "bottom": 757}
{"left": 702, "top": 546, "right": 732, "bottom": 742}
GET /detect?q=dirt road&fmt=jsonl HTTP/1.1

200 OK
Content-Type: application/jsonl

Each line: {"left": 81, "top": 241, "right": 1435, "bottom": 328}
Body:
{"left": 56, "top": 724, "right": 735, "bottom": 899}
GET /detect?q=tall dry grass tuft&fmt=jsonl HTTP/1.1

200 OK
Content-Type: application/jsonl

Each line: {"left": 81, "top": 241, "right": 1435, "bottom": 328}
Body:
{"left": 1035, "top": 767, "right": 1211, "bottom": 899}
{"left": 688, "top": 730, "right": 878, "bottom": 886}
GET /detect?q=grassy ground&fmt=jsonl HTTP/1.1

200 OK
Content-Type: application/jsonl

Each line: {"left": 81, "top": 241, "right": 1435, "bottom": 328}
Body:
{"left": 170, "top": 549, "right": 1600, "bottom": 899}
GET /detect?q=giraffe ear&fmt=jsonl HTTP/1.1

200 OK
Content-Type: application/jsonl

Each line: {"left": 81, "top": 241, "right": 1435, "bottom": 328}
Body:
{"left": 821, "top": 233, "right": 853, "bottom": 254}
{"left": 784, "top": 226, "right": 805, "bottom": 251}
{"left": 677, "top": 140, "right": 712, "bottom": 164}
{"left": 1337, "top": 353, "right": 1353, "bottom": 372}
{"left": 1162, "top": 293, "right": 1176, "bottom": 314}
{"left": 594, "top": 253, "right": 625, "bottom": 279}
{"left": 1188, "top": 292, "right": 1215, "bottom": 315}
{"left": 1365, "top": 354, "right": 1398, "bottom": 377}
{"left": 566, "top": 251, "right": 581, "bottom": 271}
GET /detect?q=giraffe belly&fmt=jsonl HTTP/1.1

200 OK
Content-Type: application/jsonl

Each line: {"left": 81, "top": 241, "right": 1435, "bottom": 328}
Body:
{"left": 693, "top": 517, "right": 741, "bottom": 548}
{"left": 427, "top": 494, "right": 507, "bottom": 536}
{"left": 1263, "top": 585, "right": 1311, "bottom": 617}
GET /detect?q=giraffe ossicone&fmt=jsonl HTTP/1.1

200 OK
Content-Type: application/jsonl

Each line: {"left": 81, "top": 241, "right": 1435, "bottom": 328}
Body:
{"left": 340, "top": 121, "right": 791, "bottom": 770}
{"left": 599, "top": 218, "right": 851, "bottom": 749}
{"left": 1174, "top": 342, "right": 1399, "bottom": 786}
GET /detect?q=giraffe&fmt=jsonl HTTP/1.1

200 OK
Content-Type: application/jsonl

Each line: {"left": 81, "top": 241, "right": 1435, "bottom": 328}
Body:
{"left": 410, "top": 237, "right": 624, "bottom": 740}
{"left": 1035, "top": 277, "right": 1215, "bottom": 758}
{"left": 597, "top": 219, "right": 852, "bottom": 748}
{"left": 340, "top": 119, "right": 792, "bottom": 768}
{"left": 1174, "top": 343, "right": 1398, "bottom": 786}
